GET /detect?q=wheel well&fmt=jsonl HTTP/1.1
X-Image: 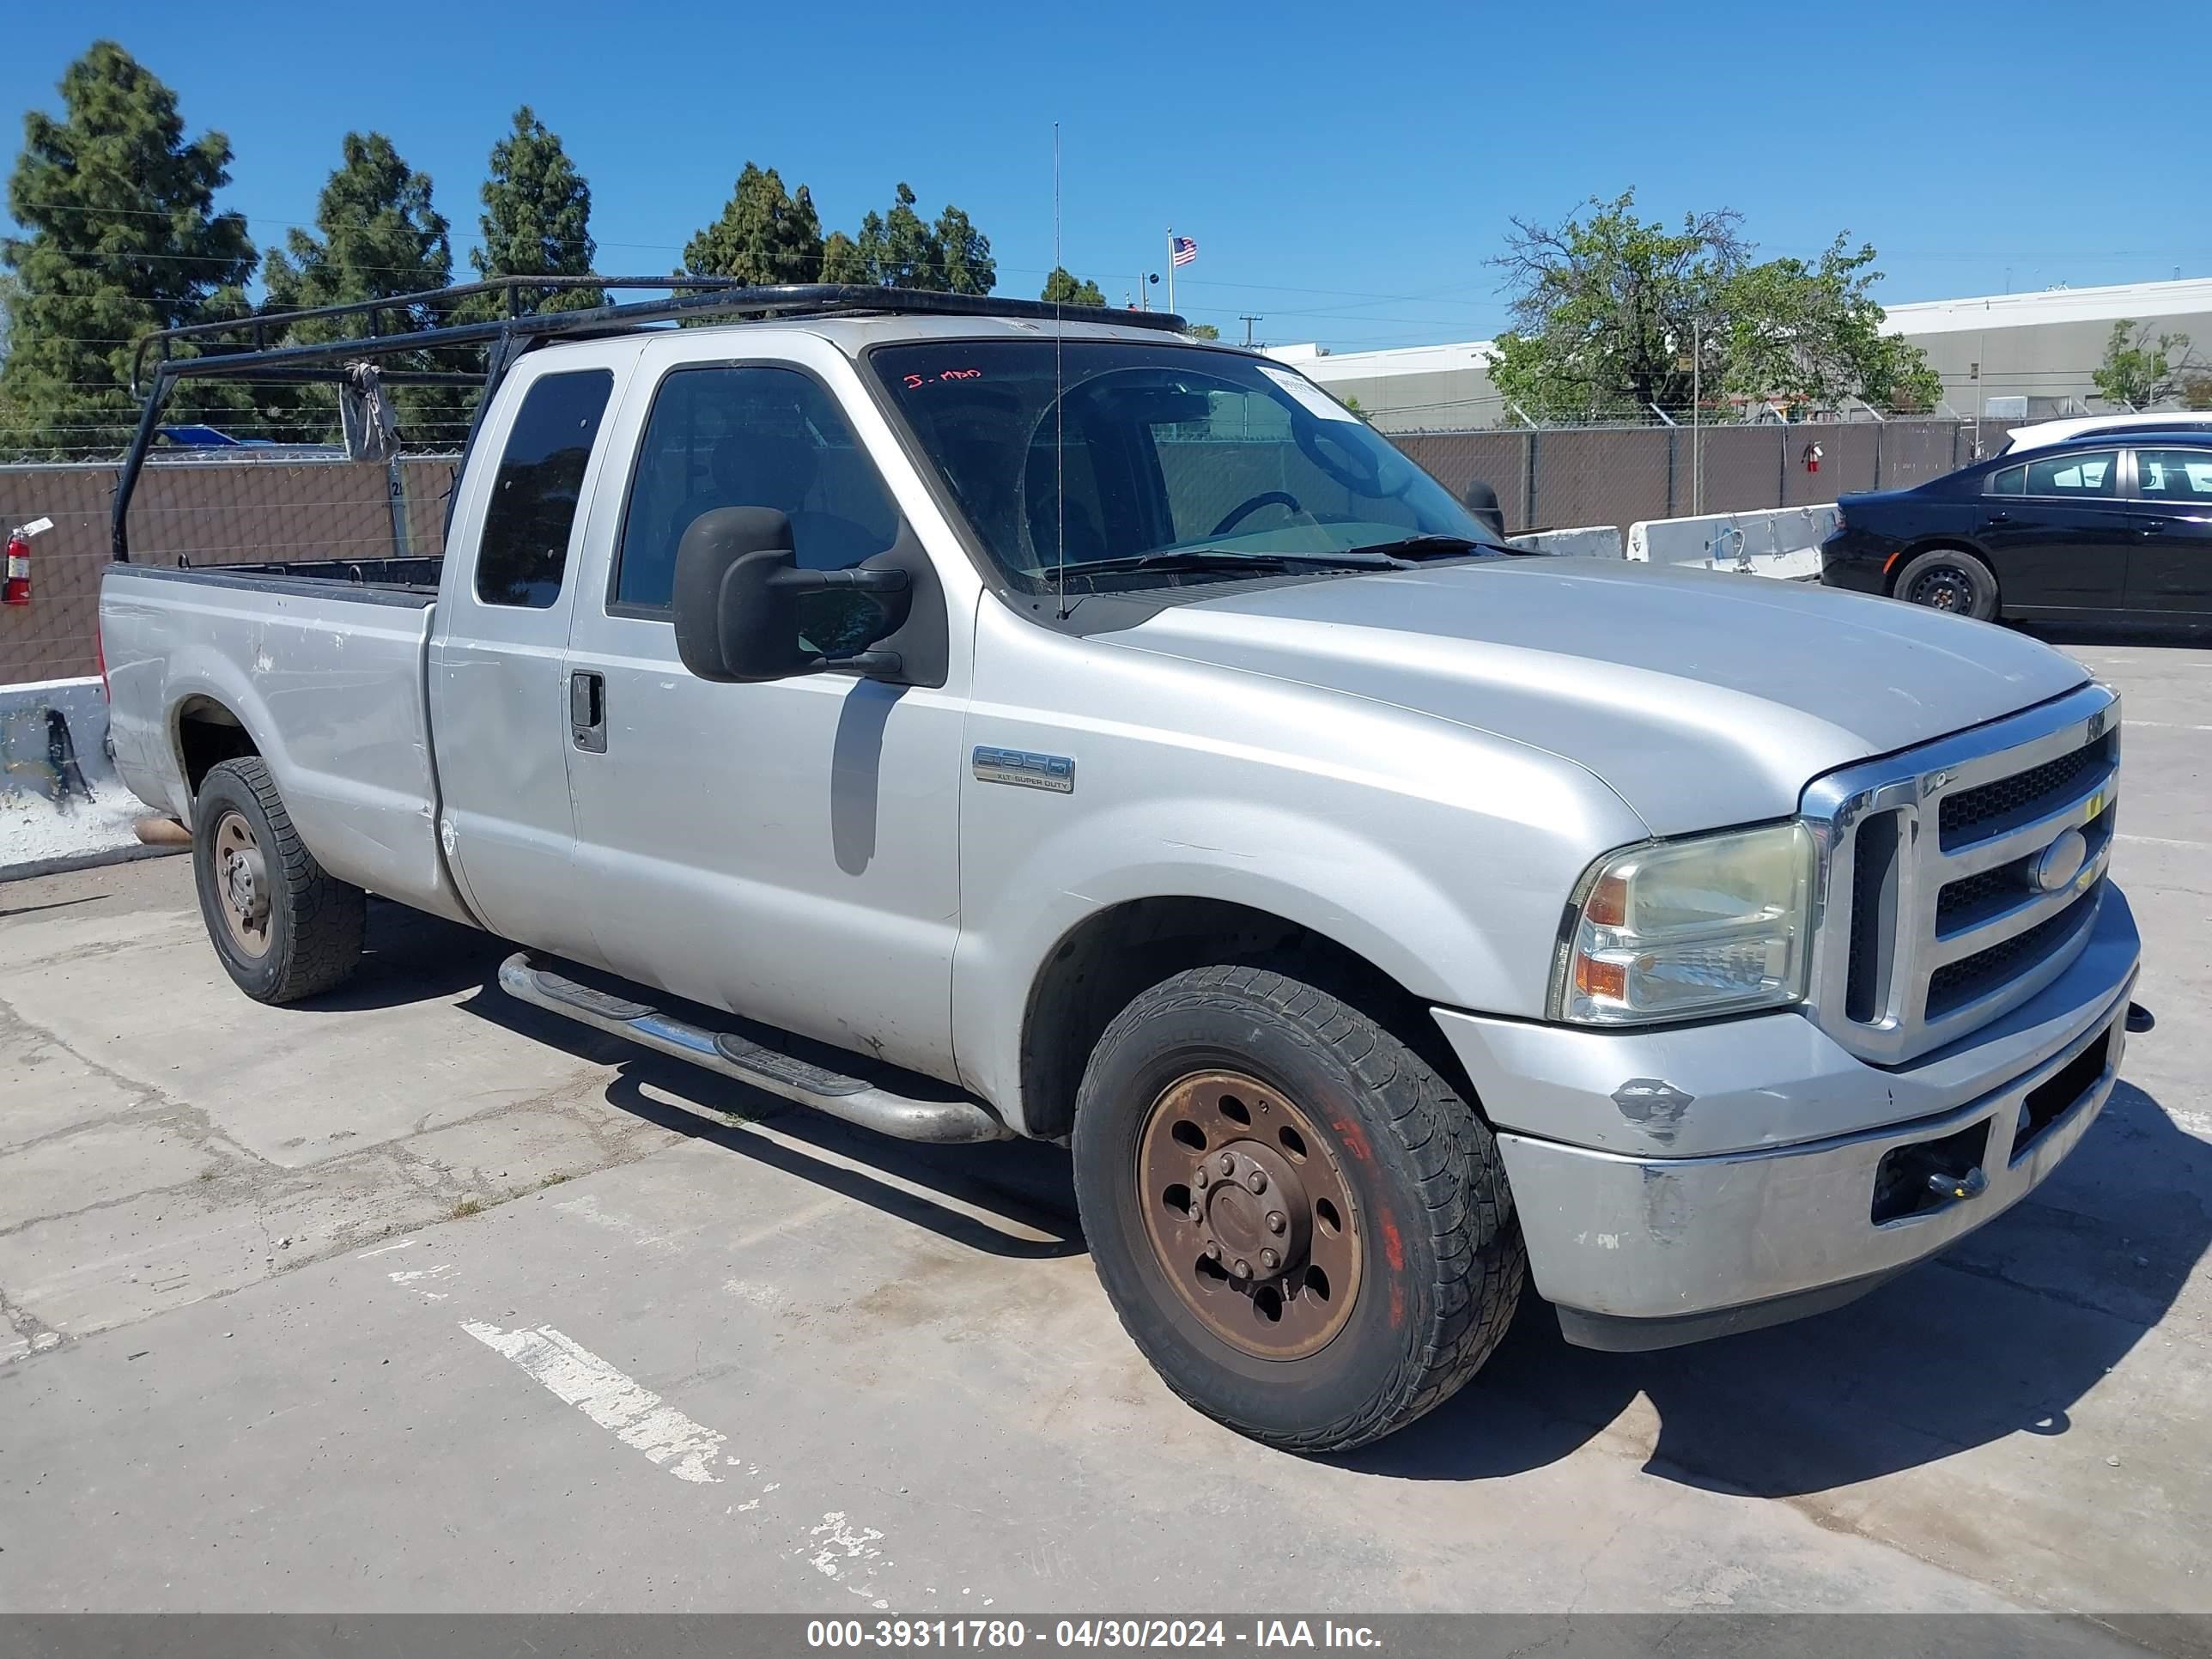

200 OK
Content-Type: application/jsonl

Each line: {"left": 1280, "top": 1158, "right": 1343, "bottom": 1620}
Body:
{"left": 1885, "top": 540, "right": 1990, "bottom": 597}
{"left": 175, "top": 697, "right": 259, "bottom": 798}
{"left": 1017, "top": 896, "right": 1480, "bottom": 1142}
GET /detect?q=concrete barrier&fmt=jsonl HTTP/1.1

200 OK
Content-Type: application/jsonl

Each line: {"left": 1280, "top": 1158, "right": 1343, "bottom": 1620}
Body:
{"left": 1506, "top": 525, "right": 1625, "bottom": 559}
{"left": 1626, "top": 504, "right": 1838, "bottom": 581}
{"left": 2, "top": 677, "right": 176, "bottom": 881}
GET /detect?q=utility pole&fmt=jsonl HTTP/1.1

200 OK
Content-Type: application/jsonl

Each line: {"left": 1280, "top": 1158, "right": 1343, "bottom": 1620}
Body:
{"left": 1239, "top": 315, "right": 1263, "bottom": 347}
{"left": 1692, "top": 319, "right": 1703, "bottom": 518}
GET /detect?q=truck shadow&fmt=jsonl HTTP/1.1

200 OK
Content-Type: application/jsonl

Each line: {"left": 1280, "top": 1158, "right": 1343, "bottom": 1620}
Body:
{"left": 316, "top": 902, "right": 2208, "bottom": 1498}
{"left": 1349, "top": 1077, "right": 2211, "bottom": 1498}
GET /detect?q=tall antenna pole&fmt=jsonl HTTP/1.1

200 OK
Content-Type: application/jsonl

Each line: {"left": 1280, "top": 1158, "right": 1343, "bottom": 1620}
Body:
{"left": 1053, "top": 123, "right": 1061, "bottom": 272}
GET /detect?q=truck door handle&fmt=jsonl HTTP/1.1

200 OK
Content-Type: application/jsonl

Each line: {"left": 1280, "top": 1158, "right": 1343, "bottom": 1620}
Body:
{"left": 569, "top": 670, "right": 607, "bottom": 753}
{"left": 2139, "top": 520, "right": 2166, "bottom": 536}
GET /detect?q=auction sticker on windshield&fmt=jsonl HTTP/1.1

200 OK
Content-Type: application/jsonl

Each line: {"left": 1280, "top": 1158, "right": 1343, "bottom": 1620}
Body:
{"left": 1257, "top": 365, "right": 1358, "bottom": 422}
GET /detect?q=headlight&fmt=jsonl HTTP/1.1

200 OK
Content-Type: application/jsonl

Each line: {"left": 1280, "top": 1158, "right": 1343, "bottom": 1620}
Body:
{"left": 1553, "top": 822, "right": 1814, "bottom": 1025}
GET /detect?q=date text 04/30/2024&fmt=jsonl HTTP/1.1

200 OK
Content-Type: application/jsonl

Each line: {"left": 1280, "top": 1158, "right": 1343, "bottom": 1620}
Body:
{"left": 805, "top": 1621, "right": 1382, "bottom": 1649}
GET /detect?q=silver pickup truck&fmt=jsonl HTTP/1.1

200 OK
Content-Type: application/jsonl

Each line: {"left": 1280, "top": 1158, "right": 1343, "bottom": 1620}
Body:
{"left": 100, "top": 283, "right": 2140, "bottom": 1453}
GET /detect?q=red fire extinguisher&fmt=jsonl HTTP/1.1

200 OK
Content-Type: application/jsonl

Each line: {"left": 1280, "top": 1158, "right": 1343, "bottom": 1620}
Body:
{"left": 3, "top": 516, "right": 54, "bottom": 605}
{"left": 1802, "top": 442, "right": 1824, "bottom": 476}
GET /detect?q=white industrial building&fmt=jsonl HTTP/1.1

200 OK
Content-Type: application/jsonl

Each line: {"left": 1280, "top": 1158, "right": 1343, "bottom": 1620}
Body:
{"left": 1268, "top": 275, "right": 2212, "bottom": 434}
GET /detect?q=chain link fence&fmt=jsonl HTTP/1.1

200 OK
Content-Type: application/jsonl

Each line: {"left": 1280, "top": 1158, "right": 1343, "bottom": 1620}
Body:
{"left": 1394, "top": 418, "right": 2016, "bottom": 537}
{"left": 1, "top": 453, "right": 460, "bottom": 682}
{"left": 0, "top": 416, "right": 2018, "bottom": 685}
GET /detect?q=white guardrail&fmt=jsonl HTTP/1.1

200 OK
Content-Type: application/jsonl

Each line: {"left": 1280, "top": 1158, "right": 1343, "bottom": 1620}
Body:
{"left": 1, "top": 677, "right": 175, "bottom": 880}
{"left": 1504, "top": 525, "right": 1626, "bottom": 559}
{"left": 1626, "top": 504, "right": 1838, "bottom": 581}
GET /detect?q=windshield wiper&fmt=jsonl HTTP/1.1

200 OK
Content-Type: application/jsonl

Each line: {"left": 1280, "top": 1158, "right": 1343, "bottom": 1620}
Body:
{"left": 1054, "top": 547, "right": 1397, "bottom": 580}
{"left": 1340, "top": 532, "right": 1502, "bottom": 562}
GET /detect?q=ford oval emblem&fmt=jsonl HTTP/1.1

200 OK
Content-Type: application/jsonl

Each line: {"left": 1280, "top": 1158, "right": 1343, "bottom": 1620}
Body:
{"left": 2031, "top": 828, "right": 2089, "bottom": 895}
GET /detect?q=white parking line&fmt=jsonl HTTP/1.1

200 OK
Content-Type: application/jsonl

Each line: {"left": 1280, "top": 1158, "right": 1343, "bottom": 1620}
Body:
{"left": 2118, "top": 834, "right": 2210, "bottom": 850}
{"left": 2124, "top": 720, "right": 2212, "bottom": 733}
{"left": 460, "top": 1319, "right": 728, "bottom": 1484}
{"left": 368, "top": 1217, "right": 968, "bottom": 1612}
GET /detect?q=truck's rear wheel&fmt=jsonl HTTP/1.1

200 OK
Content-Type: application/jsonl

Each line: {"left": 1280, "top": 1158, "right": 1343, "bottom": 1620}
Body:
{"left": 191, "top": 757, "right": 364, "bottom": 1005}
{"left": 1072, "top": 964, "right": 1524, "bottom": 1452}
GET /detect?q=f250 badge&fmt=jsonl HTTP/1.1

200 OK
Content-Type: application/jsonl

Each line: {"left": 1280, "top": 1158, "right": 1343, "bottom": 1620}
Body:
{"left": 972, "top": 745, "right": 1074, "bottom": 793}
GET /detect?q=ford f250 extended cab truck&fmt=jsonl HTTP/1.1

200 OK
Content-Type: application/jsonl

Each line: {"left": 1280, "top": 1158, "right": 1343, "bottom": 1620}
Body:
{"left": 100, "top": 282, "right": 2141, "bottom": 1452}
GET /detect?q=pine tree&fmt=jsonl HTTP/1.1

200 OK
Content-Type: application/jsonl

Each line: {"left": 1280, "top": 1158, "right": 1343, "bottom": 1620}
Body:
{"left": 474, "top": 106, "right": 599, "bottom": 313}
{"left": 262, "top": 133, "right": 461, "bottom": 445}
{"left": 933, "top": 204, "right": 994, "bottom": 295}
{"left": 684, "top": 164, "right": 825, "bottom": 287}
{"left": 1041, "top": 267, "right": 1106, "bottom": 307}
{"left": 850, "top": 185, "right": 994, "bottom": 294}
{"left": 0, "top": 41, "right": 256, "bottom": 458}
{"left": 820, "top": 231, "right": 867, "bottom": 285}
{"left": 854, "top": 184, "right": 937, "bottom": 289}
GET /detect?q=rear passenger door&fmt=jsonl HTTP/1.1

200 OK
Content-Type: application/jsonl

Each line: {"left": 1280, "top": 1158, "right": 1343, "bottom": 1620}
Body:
{"left": 429, "top": 355, "right": 625, "bottom": 963}
{"left": 2124, "top": 447, "right": 2212, "bottom": 617}
{"left": 1977, "top": 448, "right": 2134, "bottom": 615}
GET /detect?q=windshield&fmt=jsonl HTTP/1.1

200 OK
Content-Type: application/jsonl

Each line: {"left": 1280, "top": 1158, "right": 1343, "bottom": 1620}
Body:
{"left": 870, "top": 339, "right": 1499, "bottom": 593}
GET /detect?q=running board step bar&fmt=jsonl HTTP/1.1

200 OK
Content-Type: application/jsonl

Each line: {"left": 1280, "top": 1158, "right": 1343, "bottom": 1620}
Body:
{"left": 496, "top": 953, "right": 1009, "bottom": 1145}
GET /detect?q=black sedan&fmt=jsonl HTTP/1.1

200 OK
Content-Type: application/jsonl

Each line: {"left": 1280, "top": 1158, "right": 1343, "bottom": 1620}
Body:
{"left": 1820, "top": 433, "right": 2212, "bottom": 623}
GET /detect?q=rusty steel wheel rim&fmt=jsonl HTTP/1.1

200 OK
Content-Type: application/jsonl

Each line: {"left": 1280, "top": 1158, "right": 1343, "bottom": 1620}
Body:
{"left": 211, "top": 810, "right": 271, "bottom": 959}
{"left": 1136, "top": 1069, "right": 1364, "bottom": 1361}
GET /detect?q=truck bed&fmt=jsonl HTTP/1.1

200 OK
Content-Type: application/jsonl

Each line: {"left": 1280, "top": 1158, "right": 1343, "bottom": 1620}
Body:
{"left": 98, "top": 560, "right": 474, "bottom": 926}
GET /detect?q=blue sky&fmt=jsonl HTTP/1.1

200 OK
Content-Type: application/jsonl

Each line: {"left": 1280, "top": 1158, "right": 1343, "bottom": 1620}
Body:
{"left": 6, "top": 1, "right": 2205, "bottom": 352}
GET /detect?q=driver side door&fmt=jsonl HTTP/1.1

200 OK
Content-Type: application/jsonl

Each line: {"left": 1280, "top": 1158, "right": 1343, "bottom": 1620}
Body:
{"left": 559, "top": 347, "right": 967, "bottom": 1081}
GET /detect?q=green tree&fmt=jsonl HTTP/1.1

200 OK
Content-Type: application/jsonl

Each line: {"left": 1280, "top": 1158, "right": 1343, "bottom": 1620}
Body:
{"left": 1183, "top": 322, "right": 1220, "bottom": 341}
{"left": 1487, "top": 190, "right": 1937, "bottom": 422}
{"left": 1041, "top": 266, "right": 1106, "bottom": 306}
{"left": 820, "top": 231, "right": 867, "bottom": 284}
{"left": 853, "top": 183, "right": 935, "bottom": 288}
{"left": 0, "top": 41, "right": 256, "bottom": 458}
{"left": 2092, "top": 320, "right": 2195, "bottom": 409}
{"left": 262, "top": 132, "right": 459, "bottom": 444}
{"left": 932, "top": 202, "right": 994, "bottom": 295}
{"left": 851, "top": 183, "right": 995, "bottom": 293}
{"left": 684, "top": 162, "right": 824, "bottom": 287}
{"left": 1716, "top": 235, "right": 1940, "bottom": 416}
{"left": 472, "top": 106, "right": 599, "bottom": 312}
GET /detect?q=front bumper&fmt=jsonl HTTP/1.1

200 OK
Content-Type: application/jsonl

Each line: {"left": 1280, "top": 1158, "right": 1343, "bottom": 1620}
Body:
{"left": 1433, "top": 886, "right": 2140, "bottom": 1347}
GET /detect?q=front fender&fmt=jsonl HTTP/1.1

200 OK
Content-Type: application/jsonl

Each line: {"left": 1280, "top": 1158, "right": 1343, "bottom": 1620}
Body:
{"left": 949, "top": 605, "right": 1649, "bottom": 1131}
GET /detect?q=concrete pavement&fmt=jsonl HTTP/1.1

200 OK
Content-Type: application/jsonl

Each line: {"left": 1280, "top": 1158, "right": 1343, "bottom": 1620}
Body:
{"left": 1, "top": 635, "right": 2208, "bottom": 1626}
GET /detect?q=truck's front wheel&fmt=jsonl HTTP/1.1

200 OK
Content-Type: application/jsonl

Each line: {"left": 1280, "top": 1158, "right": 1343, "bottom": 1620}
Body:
{"left": 191, "top": 757, "right": 365, "bottom": 1005}
{"left": 1072, "top": 965, "right": 1524, "bottom": 1452}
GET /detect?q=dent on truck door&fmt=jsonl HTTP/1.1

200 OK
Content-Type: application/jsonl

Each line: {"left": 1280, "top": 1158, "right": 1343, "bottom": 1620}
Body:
{"left": 560, "top": 360, "right": 964, "bottom": 1081}
{"left": 428, "top": 364, "right": 617, "bottom": 963}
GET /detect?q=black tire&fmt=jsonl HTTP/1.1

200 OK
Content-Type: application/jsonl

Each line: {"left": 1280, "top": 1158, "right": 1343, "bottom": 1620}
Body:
{"left": 1893, "top": 547, "right": 2000, "bottom": 622}
{"left": 1072, "top": 963, "right": 1525, "bottom": 1453}
{"left": 191, "top": 757, "right": 365, "bottom": 1004}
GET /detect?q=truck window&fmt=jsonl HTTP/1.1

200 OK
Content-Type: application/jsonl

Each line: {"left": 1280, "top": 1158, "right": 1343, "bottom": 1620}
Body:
{"left": 474, "top": 369, "right": 615, "bottom": 608}
{"left": 871, "top": 339, "right": 1489, "bottom": 595}
{"left": 612, "top": 366, "right": 901, "bottom": 612}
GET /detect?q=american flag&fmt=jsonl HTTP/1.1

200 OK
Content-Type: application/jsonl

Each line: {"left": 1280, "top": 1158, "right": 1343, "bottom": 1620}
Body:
{"left": 1170, "top": 235, "right": 1198, "bottom": 268}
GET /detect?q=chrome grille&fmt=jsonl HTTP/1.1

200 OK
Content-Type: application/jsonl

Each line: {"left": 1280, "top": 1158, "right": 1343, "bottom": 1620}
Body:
{"left": 1802, "top": 683, "right": 2120, "bottom": 1066}
{"left": 1938, "top": 733, "right": 2115, "bottom": 848}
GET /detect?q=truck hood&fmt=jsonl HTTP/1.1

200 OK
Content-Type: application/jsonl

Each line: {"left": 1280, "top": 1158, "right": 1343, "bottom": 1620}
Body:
{"left": 1117, "top": 556, "right": 2089, "bottom": 836}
